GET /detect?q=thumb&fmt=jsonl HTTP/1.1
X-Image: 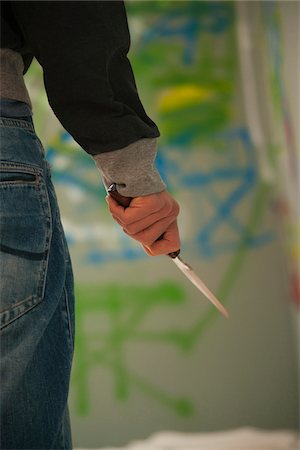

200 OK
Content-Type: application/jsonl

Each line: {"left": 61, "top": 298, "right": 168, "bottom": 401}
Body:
{"left": 142, "top": 221, "right": 180, "bottom": 256}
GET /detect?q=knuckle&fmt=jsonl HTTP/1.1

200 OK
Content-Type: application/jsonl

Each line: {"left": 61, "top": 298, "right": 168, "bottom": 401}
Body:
{"left": 121, "top": 216, "right": 132, "bottom": 227}
{"left": 124, "top": 223, "right": 135, "bottom": 234}
{"left": 143, "top": 237, "right": 155, "bottom": 247}
{"left": 142, "top": 244, "right": 155, "bottom": 256}
{"left": 146, "top": 246, "right": 158, "bottom": 256}
{"left": 163, "top": 203, "right": 172, "bottom": 218}
{"left": 172, "top": 201, "right": 180, "bottom": 216}
{"left": 151, "top": 193, "right": 163, "bottom": 211}
{"left": 136, "top": 231, "right": 153, "bottom": 246}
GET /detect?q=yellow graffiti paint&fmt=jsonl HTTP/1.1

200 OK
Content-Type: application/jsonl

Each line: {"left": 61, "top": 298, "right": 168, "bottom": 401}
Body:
{"left": 157, "top": 85, "right": 213, "bottom": 112}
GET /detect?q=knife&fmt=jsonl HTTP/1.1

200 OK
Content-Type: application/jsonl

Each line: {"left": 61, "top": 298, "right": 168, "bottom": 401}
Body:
{"left": 107, "top": 184, "right": 229, "bottom": 319}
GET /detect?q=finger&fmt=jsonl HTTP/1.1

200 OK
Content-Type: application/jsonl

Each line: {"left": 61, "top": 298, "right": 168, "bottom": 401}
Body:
{"left": 106, "top": 195, "right": 127, "bottom": 217}
{"left": 125, "top": 214, "right": 178, "bottom": 246}
{"left": 122, "top": 200, "right": 178, "bottom": 235}
{"left": 142, "top": 221, "right": 180, "bottom": 256}
{"left": 110, "top": 205, "right": 173, "bottom": 230}
{"left": 106, "top": 193, "right": 165, "bottom": 225}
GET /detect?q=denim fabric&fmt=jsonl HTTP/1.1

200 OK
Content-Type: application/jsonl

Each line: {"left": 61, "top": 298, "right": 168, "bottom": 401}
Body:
{"left": 0, "top": 113, "right": 75, "bottom": 449}
{"left": 0, "top": 97, "right": 32, "bottom": 118}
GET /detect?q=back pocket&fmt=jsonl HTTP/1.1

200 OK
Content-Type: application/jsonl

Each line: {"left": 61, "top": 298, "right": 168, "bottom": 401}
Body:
{"left": 0, "top": 162, "right": 52, "bottom": 329}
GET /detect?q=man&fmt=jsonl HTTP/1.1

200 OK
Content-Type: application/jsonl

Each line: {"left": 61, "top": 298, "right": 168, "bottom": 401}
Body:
{"left": 0, "top": 2, "right": 180, "bottom": 449}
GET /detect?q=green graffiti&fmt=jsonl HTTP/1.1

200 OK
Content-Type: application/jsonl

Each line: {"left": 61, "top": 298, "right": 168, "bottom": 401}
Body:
{"left": 71, "top": 281, "right": 195, "bottom": 416}
{"left": 186, "top": 181, "right": 272, "bottom": 342}
{"left": 23, "top": 1, "right": 276, "bottom": 420}
{"left": 71, "top": 179, "right": 271, "bottom": 418}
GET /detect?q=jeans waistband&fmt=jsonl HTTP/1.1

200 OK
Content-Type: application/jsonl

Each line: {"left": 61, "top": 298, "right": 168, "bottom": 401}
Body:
{"left": 0, "top": 99, "right": 47, "bottom": 169}
{"left": 0, "top": 97, "right": 33, "bottom": 118}
{"left": 0, "top": 116, "right": 35, "bottom": 133}
{"left": 0, "top": 98, "right": 35, "bottom": 133}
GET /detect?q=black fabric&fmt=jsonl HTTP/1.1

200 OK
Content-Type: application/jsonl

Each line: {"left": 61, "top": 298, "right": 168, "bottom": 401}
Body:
{"left": 0, "top": 1, "right": 160, "bottom": 155}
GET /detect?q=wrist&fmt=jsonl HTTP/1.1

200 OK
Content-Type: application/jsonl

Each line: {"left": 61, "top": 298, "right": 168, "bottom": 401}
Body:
{"left": 92, "top": 137, "right": 166, "bottom": 197}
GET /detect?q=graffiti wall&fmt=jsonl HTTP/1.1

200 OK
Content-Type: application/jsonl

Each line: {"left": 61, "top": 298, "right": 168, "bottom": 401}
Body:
{"left": 25, "top": 1, "right": 298, "bottom": 447}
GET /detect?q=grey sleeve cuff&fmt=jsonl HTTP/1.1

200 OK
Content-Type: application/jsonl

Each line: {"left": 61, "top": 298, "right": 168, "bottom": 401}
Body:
{"left": 91, "top": 137, "right": 166, "bottom": 197}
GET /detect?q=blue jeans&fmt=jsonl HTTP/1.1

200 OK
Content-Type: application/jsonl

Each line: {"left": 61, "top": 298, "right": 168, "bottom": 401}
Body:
{"left": 0, "top": 113, "right": 75, "bottom": 449}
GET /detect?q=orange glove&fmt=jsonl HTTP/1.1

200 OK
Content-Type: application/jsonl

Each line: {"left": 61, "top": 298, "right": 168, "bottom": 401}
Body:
{"left": 106, "top": 190, "right": 180, "bottom": 256}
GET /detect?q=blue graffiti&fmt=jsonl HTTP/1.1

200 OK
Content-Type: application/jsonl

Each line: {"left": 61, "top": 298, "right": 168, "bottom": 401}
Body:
{"left": 86, "top": 246, "right": 147, "bottom": 265}
{"left": 141, "top": 4, "right": 232, "bottom": 65}
{"left": 46, "top": 141, "right": 106, "bottom": 200}
{"left": 46, "top": 127, "right": 274, "bottom": 265}
{"left": 159, "top": 127, "right": 274, "bottom": 257}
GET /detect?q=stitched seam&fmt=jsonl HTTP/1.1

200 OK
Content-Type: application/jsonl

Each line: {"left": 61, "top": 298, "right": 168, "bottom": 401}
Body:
{"left": 39, "top": 176, "right": 53, "bottom": 300}
{"left": 0, "top": 297, "right": 39, "bottom": 330}
{"left": 0, "top": 118, "right": 34, "bottom": 132}
{"left": 0, "top": 161, "right": 43, "bottom": 174}
{"left": 63, "top": 285, "right": 74, "bottom": 352}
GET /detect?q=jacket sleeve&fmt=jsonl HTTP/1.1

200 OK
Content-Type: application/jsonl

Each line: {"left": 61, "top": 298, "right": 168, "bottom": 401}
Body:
{"left": 11, "top": 1, "right": 160, "bottom": 155}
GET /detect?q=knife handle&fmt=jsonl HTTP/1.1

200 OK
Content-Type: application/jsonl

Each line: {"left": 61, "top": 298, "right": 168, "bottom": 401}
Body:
{"left": 107, "top": 184, "right": 180, "bottom": 259}
{"left": 107, "top": 184, "right": 132, "bottom": 208}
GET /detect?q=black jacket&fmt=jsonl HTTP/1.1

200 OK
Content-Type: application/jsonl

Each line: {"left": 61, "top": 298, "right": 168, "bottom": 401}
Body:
{"left": 0, "top": 1, "right": 160, "bottom": 156}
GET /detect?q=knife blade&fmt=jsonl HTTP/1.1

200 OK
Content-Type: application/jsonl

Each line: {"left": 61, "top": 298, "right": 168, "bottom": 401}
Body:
{"left": 107, "top": 184, "right": 229, "bottom": 319}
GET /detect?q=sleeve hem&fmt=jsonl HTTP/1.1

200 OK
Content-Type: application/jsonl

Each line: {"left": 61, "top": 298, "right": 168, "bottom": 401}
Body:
{"left": 92, "top": 137, "right": 166, "bottom": 197}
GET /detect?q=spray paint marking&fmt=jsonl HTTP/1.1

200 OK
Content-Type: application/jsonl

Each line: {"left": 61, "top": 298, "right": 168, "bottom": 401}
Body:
{"left": 24, "top": 1, "right": 279, "bottom": 418}
{"left": 71, "top": 281, "right": 193, "bottom": 416}
{"left": 139, "top": 5, "right": 232, "bottom": 66}
{"left": 45, "top": 126, "right": 273, "bottom": 265}
{"left": 72, "top": 179, "right": 271, "bottom": 417}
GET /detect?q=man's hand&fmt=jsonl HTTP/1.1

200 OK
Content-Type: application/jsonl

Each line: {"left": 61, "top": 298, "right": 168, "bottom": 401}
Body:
{"left": 106, "top": 190, "right": 180, "bottom": 256}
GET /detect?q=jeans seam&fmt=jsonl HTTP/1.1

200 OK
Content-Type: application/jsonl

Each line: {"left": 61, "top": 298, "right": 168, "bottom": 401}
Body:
{"left": 63, "top": 285, "right": 74, "bottom": 353}
{"left": 0, "top": 161, "right": 43, "bottom": 173}
{"left": 0, "top": 295, "right": 41, "bottom": 330}
{"left": 39, "top": 173, "right": 53, "bottom": 301}
{"left": 0, "top": 117, "right": 35, "bottom": 132}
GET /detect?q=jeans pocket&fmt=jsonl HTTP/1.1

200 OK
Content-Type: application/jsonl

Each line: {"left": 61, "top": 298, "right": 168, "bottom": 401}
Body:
{"left": 0, "top": 162, "right": 52, "bottom": 329}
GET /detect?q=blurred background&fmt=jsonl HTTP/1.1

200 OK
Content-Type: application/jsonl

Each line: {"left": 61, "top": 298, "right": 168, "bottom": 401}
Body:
{"left": 25, "top": 1, "right": 299, "bottom": 448}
